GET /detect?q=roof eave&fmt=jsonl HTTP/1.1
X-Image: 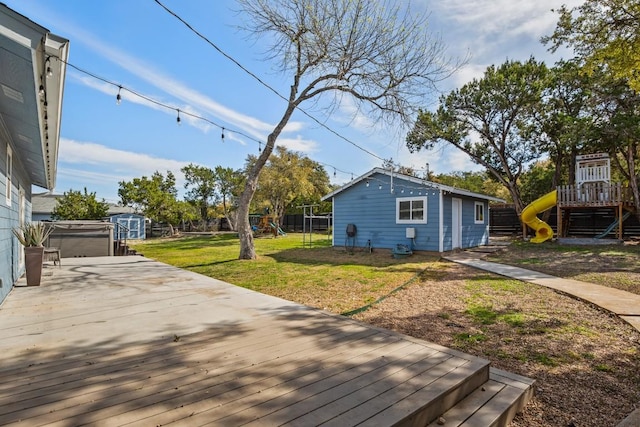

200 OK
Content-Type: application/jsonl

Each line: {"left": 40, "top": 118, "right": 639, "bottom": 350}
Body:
{"left": 321, "top": 167, "right": 506, "bottom": 203}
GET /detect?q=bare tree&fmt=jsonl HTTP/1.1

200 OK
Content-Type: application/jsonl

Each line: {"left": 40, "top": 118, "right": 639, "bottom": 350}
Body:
{"left": 235, "top": 0, "right": 459, "bottom": 259}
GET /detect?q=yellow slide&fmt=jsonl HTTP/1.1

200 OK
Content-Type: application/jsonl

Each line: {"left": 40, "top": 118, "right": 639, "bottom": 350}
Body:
{"left": 520, "top": 190, "right": 557, "bottom": 243}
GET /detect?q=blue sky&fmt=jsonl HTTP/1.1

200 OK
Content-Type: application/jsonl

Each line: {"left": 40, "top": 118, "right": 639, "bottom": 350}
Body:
{"left": 8, "top": 0, "right": 581, "bottom": 203}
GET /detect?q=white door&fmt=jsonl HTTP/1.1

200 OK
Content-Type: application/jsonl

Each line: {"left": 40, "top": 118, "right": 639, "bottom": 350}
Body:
{"left": 452, "top": 198, "right": 462, "bottom": 249}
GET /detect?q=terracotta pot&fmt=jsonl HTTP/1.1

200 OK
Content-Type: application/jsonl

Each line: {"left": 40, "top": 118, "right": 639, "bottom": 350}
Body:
{"left": 24, "top": 246, "right": 44, "bottom": 286}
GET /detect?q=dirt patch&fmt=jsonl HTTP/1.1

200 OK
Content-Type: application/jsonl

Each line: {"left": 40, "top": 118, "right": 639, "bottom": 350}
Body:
{"left": 349, "top": 248, "right": 640, "bottom": 427}
{"left": 487, "top": 239, "right": 640, "bottom": 295}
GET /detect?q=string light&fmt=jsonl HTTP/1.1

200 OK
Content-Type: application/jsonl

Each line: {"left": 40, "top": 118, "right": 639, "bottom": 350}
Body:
{"left": 366, "top": 180, "right": 370, "bottom": 187}
{"left": 45, "top": 57, "right": 53, "bottom": 78}
{"left": 48, "top": 55, "right": 413, "bottom": 186}
{"left": 38, "top": 84, "right": 45, "bottom": 96}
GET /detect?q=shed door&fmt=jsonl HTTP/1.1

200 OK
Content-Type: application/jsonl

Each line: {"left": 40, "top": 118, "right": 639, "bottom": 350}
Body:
{"left": 452, "top": 198, "right": 462, "bottom": 249}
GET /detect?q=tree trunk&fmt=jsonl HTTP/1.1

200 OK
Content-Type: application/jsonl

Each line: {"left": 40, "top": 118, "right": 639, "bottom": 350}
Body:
{"left": 626, "top": 144, "right": 640, "bottom": 222}
{"left": 221, "top": 195, "right": 236, "bottom": 232}
{"left": 236, "top": 92, "right": 300, "bottom": 259}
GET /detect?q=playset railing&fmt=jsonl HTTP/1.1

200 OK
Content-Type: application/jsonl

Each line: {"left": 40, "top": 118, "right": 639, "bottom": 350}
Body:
{"left": 557, "top": 183, "right": 633, "bottom": 207}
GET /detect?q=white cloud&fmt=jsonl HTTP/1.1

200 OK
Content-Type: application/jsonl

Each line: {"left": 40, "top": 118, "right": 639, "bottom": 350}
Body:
{"left": 276, "top": 135, "right": 319, "bottom": 153}
{"left": 58, "top": 137, "right": 191, "bottom": 186}
{"left": 425, "top": 0, "right": 584, "bottom": 89}
{"left": 433, "top": 0, "right": 582, "bottom": 40}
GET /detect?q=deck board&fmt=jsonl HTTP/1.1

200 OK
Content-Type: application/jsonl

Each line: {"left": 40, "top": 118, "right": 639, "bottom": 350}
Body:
{"left": 0, "top": 257, "right": 507, "bottom": 426}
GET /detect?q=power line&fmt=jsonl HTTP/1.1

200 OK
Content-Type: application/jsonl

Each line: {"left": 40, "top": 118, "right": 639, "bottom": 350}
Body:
{"left": 152, "top": 0, "right": 388, "bottom": 163}
{"left": 62, "top": 60, "right": 266, "bottom": 147}
{"left": 53, "top": 55, "right": 366, "bottom": 182}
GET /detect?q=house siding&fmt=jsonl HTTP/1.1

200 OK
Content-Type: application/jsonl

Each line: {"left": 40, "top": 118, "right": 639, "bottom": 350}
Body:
{"left": 462, "top": 198, "right": 490, "bottom": 248}
{"left": 328, "top": 171, "right": 493, "bottom": 254}
{"left": 441, "top": 195, "right": 489, "bottom": 251}
{"left": 332, "top": 173, "right": 441, "bottom": 252}
{"left": 1, "top": 139, "right": 32, "bottom": 304}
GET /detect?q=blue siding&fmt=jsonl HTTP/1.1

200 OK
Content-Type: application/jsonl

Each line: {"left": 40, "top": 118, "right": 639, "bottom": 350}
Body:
{"left": 330, "top": 172, "right": 491, "bottom": 253}
{"left": 333, "top": 173, "right": 441, "bottom": 251}
{"left": 1, "top": 140, "right": 33, "bottom": 304}
{"left": 441, "top": 195, "right": 452, "bottom": 251}
{"left": 462, "top": 199, "right": 489, "bottom": 248}
{"left": 441, "top": 195, "right": 489, "bottom": 251}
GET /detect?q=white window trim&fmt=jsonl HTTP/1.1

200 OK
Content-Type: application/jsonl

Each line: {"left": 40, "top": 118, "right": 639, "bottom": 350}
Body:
{"left": 474, "top": 201, "right": 485, "bottom": 224}
{"left": 396, "top": 196, "right": 428, "bottom": 224}
{"left": 5, "top": 144, "right": 12, "bottom": 206}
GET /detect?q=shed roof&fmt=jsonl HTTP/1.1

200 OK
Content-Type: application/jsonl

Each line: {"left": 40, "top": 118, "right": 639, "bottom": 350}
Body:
{"left": 32, "top": 192, "right": 135, "bottom": 216}
{"left": 322, "top": 168, "right": 505, "bottom": 203}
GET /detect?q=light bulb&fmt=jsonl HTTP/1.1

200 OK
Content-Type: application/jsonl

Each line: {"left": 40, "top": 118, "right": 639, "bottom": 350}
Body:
{"left": 39, "top": 85, "right": 45, "bottom": 96}
{"left": 366, "top": 180, "right": 370, "bottom": 187}
{"left": 176, "top": 110, "right": 181, "bottom": 125}
{"left": 116, "top": 87, "right": 122, "bottom": 105}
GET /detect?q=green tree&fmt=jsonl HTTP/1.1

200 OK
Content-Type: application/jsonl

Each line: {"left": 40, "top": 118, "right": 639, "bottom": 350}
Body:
{"left": 431, "top": 171, "right": 505, "bottom": 200}
{"left": 406, "top": 58, "right": 549, "bottom": 214}
{"left": 52, "top": 188, "right": 110, "bottom": 220}
{"left": 535, "top": 60, "right": 597, "bottom": 187}
{"left": 213, "top": 166, "right": 245, "bottom": 231}
{"left": 519, "top": 160, "right": 556, "bottom": 205}
{"left": 234, "top": 0, "right": 459, "bottom": 259}
{"left": 253, "top": 146, "right": 330, "bottom": 231}
{"left": 589, "top": 76, "right": 640, "bottom": 218}
{"left": 182, "top": 164, "right": 217, "bottom": 224}
{"left": 118, "top": 171, "right": 185, "bottom": 235}
{"left": 544, "top": 0, "right": 640, "bottom": 92}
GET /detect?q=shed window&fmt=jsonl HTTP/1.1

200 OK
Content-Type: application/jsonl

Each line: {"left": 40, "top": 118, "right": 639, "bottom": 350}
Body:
{"left": 5, "top": 145, "right": 12, "bottom": 206}
{"left": 474, "top": 202, "right": 485, "bottom": 224}
{"left": 396, "top": 197, "right": 427, "bottom": 224}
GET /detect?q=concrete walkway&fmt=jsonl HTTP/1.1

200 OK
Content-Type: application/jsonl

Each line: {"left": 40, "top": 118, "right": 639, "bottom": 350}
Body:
{"left": 443, "top": 250, "right": 640, "bottom": 333}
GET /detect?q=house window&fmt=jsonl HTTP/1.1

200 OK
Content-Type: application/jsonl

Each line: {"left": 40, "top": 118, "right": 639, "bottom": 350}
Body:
{"left": 396, "top": 197, "right": 427, "bottom": 224}
{"left": 474, "top": 202, "right": 485, "bottom": 224}
{"left": 5, "top": 145, "right": 12, "bottom": 206}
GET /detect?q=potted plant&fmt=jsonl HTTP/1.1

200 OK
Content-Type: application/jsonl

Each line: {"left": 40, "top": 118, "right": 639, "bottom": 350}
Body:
{"left": 12, "top": 222, "right": 54, "bottom": 286}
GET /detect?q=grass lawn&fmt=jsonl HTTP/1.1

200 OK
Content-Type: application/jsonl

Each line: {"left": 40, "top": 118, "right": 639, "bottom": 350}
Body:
{"left": 130, "top": 233, "right": 449, "bottom": 313}
{"left": 488, "top": 239, "right": 640, "bottom": 295}
{"left": 131, "top": 233, "right": 640, "bottom": 426}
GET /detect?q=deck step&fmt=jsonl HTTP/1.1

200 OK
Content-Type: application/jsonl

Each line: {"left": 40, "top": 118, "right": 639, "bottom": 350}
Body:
{"left": 427, "top": 368, "right": 535, "bottom": 427}
{"left": 359, "top": 355, "right": 491, "bottom": 427}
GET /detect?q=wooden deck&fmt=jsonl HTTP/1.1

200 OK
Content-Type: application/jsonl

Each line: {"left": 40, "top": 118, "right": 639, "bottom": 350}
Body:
{"left": 0, "top": 257, "right": 533, "bottom": 426}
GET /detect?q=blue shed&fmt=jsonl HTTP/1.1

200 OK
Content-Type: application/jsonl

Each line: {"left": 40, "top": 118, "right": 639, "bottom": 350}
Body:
{"left": 110, "top": 213, "right": 146, "bottom": 240}
{"left": 321, "top": 168, "right": 504, "bottom": 253}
